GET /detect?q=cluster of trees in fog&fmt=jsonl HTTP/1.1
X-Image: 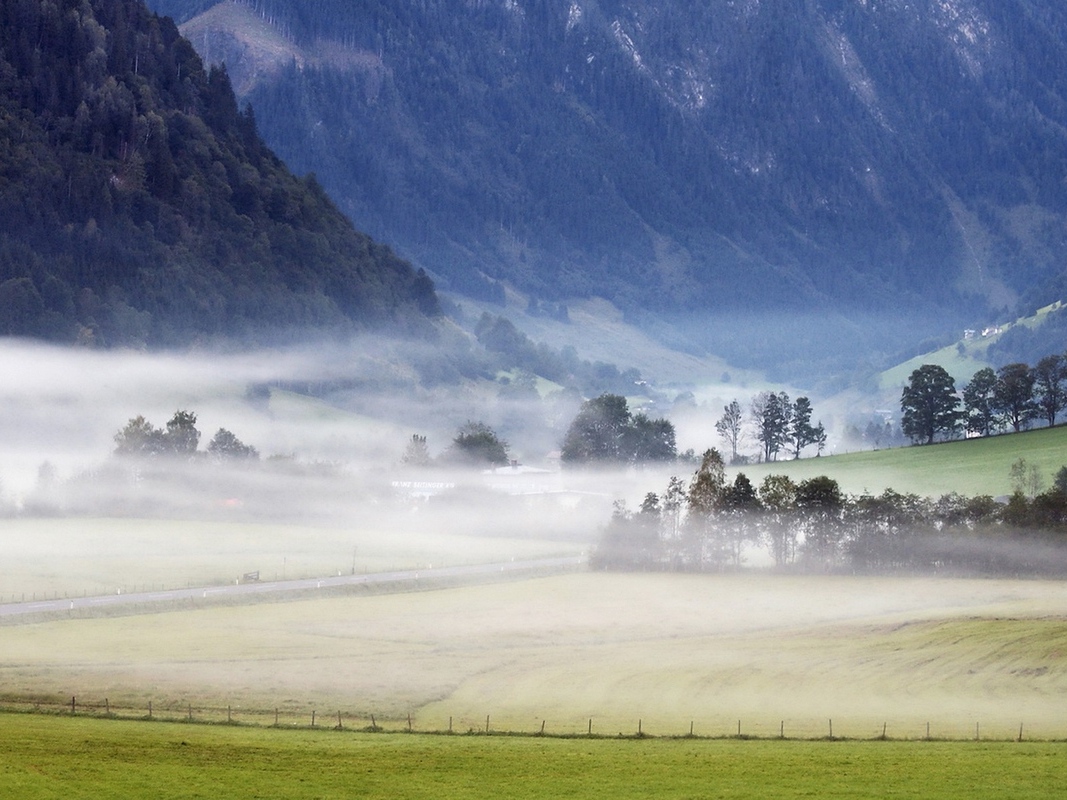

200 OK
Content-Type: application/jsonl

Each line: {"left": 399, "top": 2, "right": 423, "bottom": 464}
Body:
{"left": 713, "top": 392, "right": 826, "bottom": 464}
{"left": 401, "top": 393, "right": 677, "bottom": 469}
{"left": 595, "top": 450, "right": 1067, "bottom": 576}
{"left": 901, "top": 353, "right": 1067, "bottom": 444}
{"left": 113, "top": 411, "right": 259, "bottom": 460}
{"left": 401, "top": 422, "right": 512, "bottom": 468}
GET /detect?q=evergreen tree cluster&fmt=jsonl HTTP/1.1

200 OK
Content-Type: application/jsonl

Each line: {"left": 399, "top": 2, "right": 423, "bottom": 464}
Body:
{"left": 0, "top": 0, "right": 438, "bottom": 346}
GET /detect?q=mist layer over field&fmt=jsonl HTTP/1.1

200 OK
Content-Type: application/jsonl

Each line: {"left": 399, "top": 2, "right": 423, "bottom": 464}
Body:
{"left": 4, "top": 573, "right": 1067, "bottom": 740}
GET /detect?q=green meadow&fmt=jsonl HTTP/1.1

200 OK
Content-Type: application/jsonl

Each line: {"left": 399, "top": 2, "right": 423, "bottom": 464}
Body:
{"left": 733, "top": 424, "right": 1067, "bottom": 498}
{"left": 1, "top": 713, "right": 1063, "bottom": 800}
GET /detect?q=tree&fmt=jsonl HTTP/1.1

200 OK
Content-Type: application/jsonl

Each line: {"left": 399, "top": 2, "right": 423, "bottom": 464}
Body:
{"left": 627, "top": 413, "right": 678, "bottom": 464}
{"left": 715, "top": 399, "right": 744, "bottom": 464}
{"left": 592, "top": 499, "right": 661, "bottom": 570}
{"left": 1032, "top": 355, "right": 1066, "bottom": 427}
{"left": 561, "top": 394, "right": 675, "bottom": 466}
{"left": 446, "top": 421, "right": 509, "bottom": 466}
{"left": 661, "top": 475, "right": 687, "bottom": 545}
{"left": 750, "top": 391, "right": 792, "bottom": 462}
{"left": 758, "top": 474, "right": 797, "bottom": 568}
{"left": 962, "top": 367, "right": 1000, "bottom": 437}
{"left": 401, "top": 433, "right": 431, "bottom": 467}
{"left": 993, "top": 363, "right": 1036, "bottom": 433}
{"left": 787, "top": 396, "right": 825, "bottom": 459}
{"left": 208, "top": 428, "right": 259, "bottom": 460}
{"left": 719, "top": 472, "right": 760, "bottom": 567}
{"left": 900, "top": 365, "right": 962, "bottom": 444}
{"left": 560, "top": 394, "right": 631, "bottom": 464}
{"left": 684, "top": 448, "right": 726, "bottom": 568}
{"left": 114, "top": 415, "right": 165, "bottom": 457}
{"left": 163, "top": 410, "right": 201, "bottom": 456}
{"left": 795, "top": 476, "right": 845, "bottom": 570}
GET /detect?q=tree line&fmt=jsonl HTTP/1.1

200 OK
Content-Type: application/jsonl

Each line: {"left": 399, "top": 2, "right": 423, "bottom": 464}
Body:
{"left": 594, "top": 450, "right": 1067, "bottom": 577}
{"left": 712, "top": 392, "right": 826, "bottom": 464}
{"left": 900, "top": 352, "right": 1067, "bottom": 444}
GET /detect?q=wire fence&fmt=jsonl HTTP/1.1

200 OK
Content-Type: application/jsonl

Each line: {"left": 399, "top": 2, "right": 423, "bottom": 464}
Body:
{"left": 0, "top": 696, "right": 1056, "bottom": 743}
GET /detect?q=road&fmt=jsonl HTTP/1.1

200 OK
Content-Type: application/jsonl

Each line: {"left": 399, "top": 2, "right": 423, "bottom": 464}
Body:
{"left": 0, "top": 555, "right": 586, "bottom": 620}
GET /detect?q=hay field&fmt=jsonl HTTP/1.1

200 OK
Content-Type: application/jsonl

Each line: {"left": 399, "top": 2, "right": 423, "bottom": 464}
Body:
{"left": 3, "top": 572, "right": 1067, "bottom": 740}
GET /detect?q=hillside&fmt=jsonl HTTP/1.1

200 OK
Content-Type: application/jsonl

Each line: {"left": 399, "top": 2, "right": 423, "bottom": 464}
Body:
{"left": 148, "top": 0, "right": 1067, "bottom": 373}
{"left": 732, "top": 424, "right": 1067, "bottom": 499}
{"left": 0, "top": 0, "right": 438, "bottom": 347}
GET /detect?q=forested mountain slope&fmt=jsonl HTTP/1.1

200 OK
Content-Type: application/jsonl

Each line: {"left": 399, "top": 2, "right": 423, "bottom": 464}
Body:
{"left": 0, "top": 0, "right": 438, "bottom": 347}
{"left": 147, "top": 0, "right": 1067, "bottom": 370}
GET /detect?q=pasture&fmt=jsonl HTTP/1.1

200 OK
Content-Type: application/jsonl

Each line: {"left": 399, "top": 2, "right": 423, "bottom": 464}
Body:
{"left": 1, "top": 713, "right": 1064, "bottom": 800}
{"left": 3, "top": 572, "right": 1067, "bottom": 740}
{"left": 732, "top": 424, "right": 1067, "bottom": 498}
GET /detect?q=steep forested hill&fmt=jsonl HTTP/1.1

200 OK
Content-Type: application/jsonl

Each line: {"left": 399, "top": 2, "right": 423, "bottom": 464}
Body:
{"left": 147, "top": 0, "right": 1067, "bottom": 371}
{"left": 0, "top": 0, "right": 438, "bottom": 347}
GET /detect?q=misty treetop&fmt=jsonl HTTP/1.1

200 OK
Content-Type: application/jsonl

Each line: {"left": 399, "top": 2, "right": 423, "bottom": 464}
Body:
{"left": 0, "top": 0, "right": 439, "bottom": 347}
{"left": 595, "top": 454, "right": 1067, "bottom": 577}
{"left": 560, "top": 394, "right": 676, "bottom": 467}
{"left": 114, "top": 410, "right": 257, "bottom": 461}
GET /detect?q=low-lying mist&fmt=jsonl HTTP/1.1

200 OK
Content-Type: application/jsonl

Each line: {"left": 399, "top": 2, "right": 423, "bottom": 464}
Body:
{"left": 0, "top": 337, "right": 685, "bottom": 583}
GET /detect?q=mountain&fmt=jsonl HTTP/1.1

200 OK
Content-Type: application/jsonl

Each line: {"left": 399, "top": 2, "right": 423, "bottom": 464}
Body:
{"left": 0, "top": 0, "right": 438, "bottom": 347}
{"left": 143, "top": 0, "right": 1067, "bottom": 374}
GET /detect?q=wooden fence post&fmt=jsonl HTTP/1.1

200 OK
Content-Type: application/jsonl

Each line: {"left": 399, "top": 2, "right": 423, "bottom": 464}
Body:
{"left": 71, "top": 696, "right": 76, "bottom": 715}
{"left": 311, "top": 710, "right": 316, "bottom": 727}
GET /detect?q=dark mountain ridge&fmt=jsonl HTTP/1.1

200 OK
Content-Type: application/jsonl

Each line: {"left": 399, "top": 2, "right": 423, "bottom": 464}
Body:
{"left": 0, "top": 0, "right": 438, "bottom": 347}
{"left": 147, "top": 0, "right": 1067, "bottom": 372}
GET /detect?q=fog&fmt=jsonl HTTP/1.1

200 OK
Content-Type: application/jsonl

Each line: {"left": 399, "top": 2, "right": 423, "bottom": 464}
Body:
{"left": 0, "top": 336, "right": 686, "bottom": 591}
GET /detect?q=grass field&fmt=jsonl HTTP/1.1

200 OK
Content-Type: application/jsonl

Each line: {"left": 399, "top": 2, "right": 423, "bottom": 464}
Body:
{"left": 4, "top": 573, "right": 1067, "bottom": 740}
{"left": 1, "top": 713, "right": 1064, "bottom": 800}
{"left": 733, "top": 423, "right": 1067, "bottom": 498}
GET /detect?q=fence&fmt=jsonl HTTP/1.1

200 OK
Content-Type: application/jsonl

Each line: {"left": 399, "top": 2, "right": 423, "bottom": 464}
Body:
{"left": 0, "top": 696, "right": 1049, "bottom": 743}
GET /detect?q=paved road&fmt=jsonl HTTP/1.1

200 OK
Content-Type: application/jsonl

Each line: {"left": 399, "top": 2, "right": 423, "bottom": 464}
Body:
{"left": 0, "top": 555, "right": 586, "bottom": 620}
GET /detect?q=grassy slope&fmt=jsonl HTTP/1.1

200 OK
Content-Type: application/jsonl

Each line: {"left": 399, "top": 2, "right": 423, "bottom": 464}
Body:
{"left": 1, "top": 714, "right": 1064, "bottom": 800}
{"left": 732, "top": 424, "right": 1067, "bottom": 498}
